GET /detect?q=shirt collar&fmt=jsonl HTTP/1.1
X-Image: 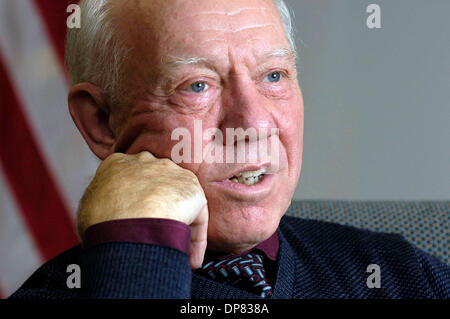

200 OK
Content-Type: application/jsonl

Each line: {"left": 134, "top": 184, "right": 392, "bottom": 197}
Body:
{"left": 204, "top": 230, "right": 279, "bottom": 263}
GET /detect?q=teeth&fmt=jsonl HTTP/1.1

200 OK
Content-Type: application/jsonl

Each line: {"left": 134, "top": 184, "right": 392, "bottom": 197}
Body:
{"left": 230, "top": 168, "right": 266, "bottom": 185}
{"left": 236, "top": 168, "right": 267, "bottom": 178}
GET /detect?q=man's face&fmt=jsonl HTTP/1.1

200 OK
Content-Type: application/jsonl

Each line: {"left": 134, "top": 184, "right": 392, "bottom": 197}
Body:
{"left": 111, "top": 0, "right": 304, "bottom": 253}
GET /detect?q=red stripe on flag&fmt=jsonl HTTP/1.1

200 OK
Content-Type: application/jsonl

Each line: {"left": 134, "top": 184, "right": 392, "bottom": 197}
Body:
{"left": 32, "top": 0, "right": 75, "bottom": 66}
{"left": 0, "top": 54, "right": 79, "bottom": 262}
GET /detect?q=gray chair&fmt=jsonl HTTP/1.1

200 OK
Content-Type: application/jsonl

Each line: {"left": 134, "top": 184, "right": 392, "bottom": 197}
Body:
{"left": 286, "top": 200, "right": 449, "bottom": 264}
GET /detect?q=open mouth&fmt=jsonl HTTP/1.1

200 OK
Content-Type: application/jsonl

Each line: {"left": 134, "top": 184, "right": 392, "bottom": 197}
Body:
{"left": 228, "top": 167, "right": 267, "bottom": 186}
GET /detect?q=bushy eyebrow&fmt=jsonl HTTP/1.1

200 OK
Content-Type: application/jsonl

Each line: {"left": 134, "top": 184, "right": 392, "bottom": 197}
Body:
{"left": 264, "top": 47, "right": 295, "bottom": 61}
{"left": 158, "top": 55, "right": 214, "bottom": 81}
{"left": 165, "top": 47, "right": 294, "bottom": 65}
{"left": 159, "top": 47, "right": 296, "bottom": 78}
{"left": 165, "top": 55, "right": 210, "bottom": 66}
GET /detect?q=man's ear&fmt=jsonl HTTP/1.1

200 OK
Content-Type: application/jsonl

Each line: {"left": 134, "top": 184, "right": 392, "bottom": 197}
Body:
{"left": 68, "top": 83, "right": 116, "bottom": 160}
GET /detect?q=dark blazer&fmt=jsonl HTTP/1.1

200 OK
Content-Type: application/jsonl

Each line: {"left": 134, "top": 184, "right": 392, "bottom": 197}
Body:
{"left": 9, "top": 216, "right": 450, "bottom": 299}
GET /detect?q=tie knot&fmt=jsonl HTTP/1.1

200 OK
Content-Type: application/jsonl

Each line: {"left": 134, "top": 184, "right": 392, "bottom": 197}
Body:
{"left": 199, "top": 253, "right": 273, "bottom": 298}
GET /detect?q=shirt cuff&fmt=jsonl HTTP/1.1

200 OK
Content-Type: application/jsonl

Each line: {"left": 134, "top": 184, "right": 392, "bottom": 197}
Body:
{"left": 82, "top": 218, "right": 191, "bottom": 255}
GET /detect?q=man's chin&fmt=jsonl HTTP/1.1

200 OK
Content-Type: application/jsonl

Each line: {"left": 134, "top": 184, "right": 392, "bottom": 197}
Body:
{"left": 206, "top": 207, "right": 282, "bottom": 253}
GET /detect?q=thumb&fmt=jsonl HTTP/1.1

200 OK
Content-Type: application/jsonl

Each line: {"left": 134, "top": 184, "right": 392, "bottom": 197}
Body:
{"left": 188, "top": 203, "right": 209, "bottom": 270}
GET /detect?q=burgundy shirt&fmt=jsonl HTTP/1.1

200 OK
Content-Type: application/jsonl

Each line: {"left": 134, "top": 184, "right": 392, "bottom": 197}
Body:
{"left": 83, "top": 218, "right": 280, "bottom": 284}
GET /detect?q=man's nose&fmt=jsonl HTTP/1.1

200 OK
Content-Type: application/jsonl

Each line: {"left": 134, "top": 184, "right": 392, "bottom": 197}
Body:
{"left": 218, "top": 75, "right": 277, "bottom": 145}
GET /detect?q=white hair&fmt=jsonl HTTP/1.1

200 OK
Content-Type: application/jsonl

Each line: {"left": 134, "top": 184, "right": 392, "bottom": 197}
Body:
{"left": 65, "top": 0, "right": 297, "bottom": 107}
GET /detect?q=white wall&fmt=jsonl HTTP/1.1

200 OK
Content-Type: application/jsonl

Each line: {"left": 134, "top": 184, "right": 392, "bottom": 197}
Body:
{"left": 288, "top": 0, "right": 450, "bottom": 200}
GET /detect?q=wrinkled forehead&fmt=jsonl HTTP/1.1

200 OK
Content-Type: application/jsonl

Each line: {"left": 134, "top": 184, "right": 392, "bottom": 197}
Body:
{"left": 115, "top": 0, "right": 288, "bottom": 63}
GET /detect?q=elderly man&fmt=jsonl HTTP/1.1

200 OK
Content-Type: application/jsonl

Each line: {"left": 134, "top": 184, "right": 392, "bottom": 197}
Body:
{"left": 10, "top": 0, "right": 449, "bottom": 299}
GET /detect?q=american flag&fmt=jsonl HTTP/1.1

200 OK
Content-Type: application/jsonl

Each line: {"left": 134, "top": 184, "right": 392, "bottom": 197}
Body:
{"left": 0, "top": 0, "right": 99, "bottom": 298}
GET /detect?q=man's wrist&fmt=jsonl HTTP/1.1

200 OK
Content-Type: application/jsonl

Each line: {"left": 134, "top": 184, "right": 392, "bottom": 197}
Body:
{"left": 82, "top": 218, "right": 191, "bottom": 255}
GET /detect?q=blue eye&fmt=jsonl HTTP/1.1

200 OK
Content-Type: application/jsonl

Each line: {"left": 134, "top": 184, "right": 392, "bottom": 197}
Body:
{"left": 190, "top": 81, "right": 208, "bottom": 93}
{"left": 264, "top": 72, "right": 282, "bottom": 83}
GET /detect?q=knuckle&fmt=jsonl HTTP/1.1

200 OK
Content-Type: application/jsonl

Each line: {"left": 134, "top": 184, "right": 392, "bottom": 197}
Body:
{"left": 105, "top": 153, "right": 125, "bottom": 162}
{"left": 100, "top": 153, "right": 126, "bottom": 169}
{"left": 135, "top": 151, "right": 154, "bottom": 161}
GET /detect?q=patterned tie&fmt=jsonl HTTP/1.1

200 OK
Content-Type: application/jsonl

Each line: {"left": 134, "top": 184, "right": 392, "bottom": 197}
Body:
{"left": 198, "top": 253, "right": 273, "bottom": 298}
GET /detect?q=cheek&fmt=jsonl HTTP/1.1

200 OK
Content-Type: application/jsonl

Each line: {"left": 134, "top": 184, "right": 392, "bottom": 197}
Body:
{"left": 122, "top": 113, "right": 176, "bottom": 157}
{"left": 275, "top": 92, "right": 303, "bottom": 149}
{"left": 275, "top": 93, "right": 304, "bottom": 189}
{"left": 123, "top": 113, "right": 216, "bottom": 176}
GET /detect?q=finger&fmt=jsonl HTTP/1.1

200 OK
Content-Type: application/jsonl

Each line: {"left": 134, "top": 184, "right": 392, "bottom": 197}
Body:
{"left": 134, "top": 151, "right": 156, "bottom": 161}
{"left": 189, "top": 203, "right": 209, "bottom": 269}
{"left": 98, "top": 152, "right": 126, "bottom": 169}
